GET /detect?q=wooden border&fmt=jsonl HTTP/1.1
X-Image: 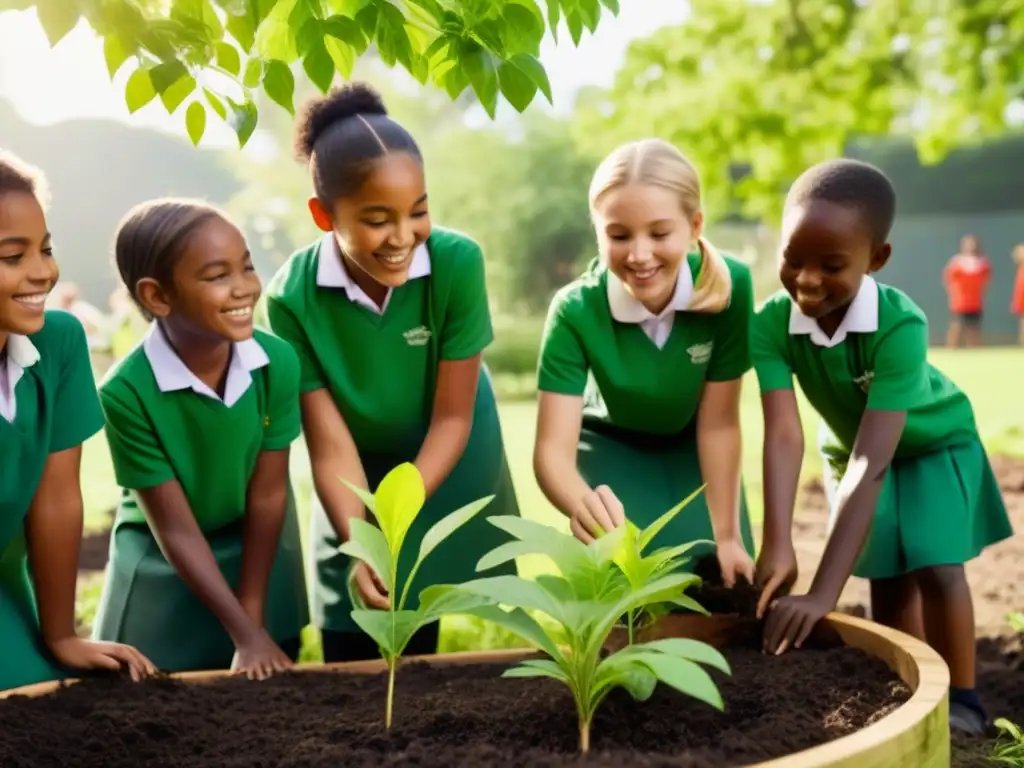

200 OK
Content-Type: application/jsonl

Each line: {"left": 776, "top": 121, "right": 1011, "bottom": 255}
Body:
{"left": 0, "top": 613, "right": 950, "bottom": 767}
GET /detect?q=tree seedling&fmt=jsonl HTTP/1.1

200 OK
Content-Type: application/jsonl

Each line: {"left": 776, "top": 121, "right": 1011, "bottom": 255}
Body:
{"left": 435, "top": 492, "right": 730, "bottom": 753}
{"left": 339, "top": 463, "right": 494, "bottom": 728}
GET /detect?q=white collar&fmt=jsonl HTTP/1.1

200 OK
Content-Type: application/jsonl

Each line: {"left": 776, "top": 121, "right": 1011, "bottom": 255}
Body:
{"left": 606, "top": 263, "right": 694, "bottom": 323}
{"left": 143, "top": 323, "right": 270, "bottom": 407}
{"left": 0, "top": 334, "right": 40, "bottom": 423}
{"left": 316, "top": 234, "right": 431, "bottom": 314}
{"left": 788, "top": 275, "right": 879, "bottom": 348}
{"left": 5, "top": 334, "right": 41, "bottom": 369}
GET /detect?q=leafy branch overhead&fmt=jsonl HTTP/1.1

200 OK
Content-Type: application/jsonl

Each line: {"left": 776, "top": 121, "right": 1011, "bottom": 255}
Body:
{"left": 16, "top": 0, "right": 620, "bottom": 146}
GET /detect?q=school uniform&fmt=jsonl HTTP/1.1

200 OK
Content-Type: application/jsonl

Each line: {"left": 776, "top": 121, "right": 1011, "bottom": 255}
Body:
{"left": 264, "top": 227, "right": 520, "bottom": 657}
{"left": 92, "top": 323, "right": 309, "bottom": 671}
{"left": 752, "top": 276, "right": 1013, "bottom": 580}
{"left": 537, "top": 254, "right": 757, "bottom": 560}
{"left": 0, "top": 310, "right": 104, "bottom": 689}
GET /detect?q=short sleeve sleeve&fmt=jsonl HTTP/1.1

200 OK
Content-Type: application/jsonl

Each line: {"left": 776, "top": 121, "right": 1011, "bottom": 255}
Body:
{"left": 537, "top": 294, "right": 588, "bottom": 396}
{"left": 50, "top": 314, "right": 104, "bottom": 453}
{"left": 705, "top": 264, "right": 754, "bottom": 382}
{"left": 866, "top": 318, "right": 930, "bottom": 411}
{"left": 262, "top": 339, "right": 302, "bottom": 451}
{"left": 100, "top": 384, "right": 175, "bottom": 490}
{"left": 264, "top": 294, "right": 327, "bottom": 393}
{"left": 440, "top": 240, "right": 494, "bottom": 360}
{"left": 751, "top": 299, "right": 794, "bottom": 393}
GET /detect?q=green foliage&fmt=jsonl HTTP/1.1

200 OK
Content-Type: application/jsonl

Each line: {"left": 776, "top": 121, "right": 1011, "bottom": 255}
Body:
{"left": 13, "top": 0, "right": 623, "bottom": 146}
{"left": 339, "top": 462, "right": 494, "bottom": 727}
{"left": 1009, "top": 611, "right": 1024, "bottom": 634}
{"left": 438, "top": 494, "right": 728, "bottom": 753}
{"left": 993, "top": 719, "right": 1024, "bottom": 766}
{"left": 580, "top": 0, "right": 1024, "bottom": 223}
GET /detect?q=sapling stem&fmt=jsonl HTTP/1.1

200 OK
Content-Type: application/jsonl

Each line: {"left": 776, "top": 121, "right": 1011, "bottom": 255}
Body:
{"left": 385, "top": 658, "right": 396, "bottom": 729}
{"left": 579, "top": 719, "right": 591, "bottom": 753}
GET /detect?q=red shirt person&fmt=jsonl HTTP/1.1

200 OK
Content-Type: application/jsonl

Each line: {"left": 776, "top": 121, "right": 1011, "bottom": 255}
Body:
{"left": 943, "top": 234, "right": 991, "bottom": 348}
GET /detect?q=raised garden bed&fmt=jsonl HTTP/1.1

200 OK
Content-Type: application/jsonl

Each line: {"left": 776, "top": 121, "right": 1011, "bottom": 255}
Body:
{"left": 0, "top": 609, "right": 948, "bottom": 768}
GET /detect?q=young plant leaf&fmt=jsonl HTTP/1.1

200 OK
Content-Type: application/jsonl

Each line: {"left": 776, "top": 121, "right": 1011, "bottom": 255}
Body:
{"left": 459, "top": 604, "right": 566, "bottom": 661}
{"left": 458, "top": 575, "right": 567, "bottom": 624}
{"left": 417, "top": 496, "right": 494, "bottom": 571}
{"left": 373, "top": 462, "right": 425, "bottom": 555}
{"left": 638, "top": 485, "right": 706, "bottom": 552}
{"left": 503, "top": 660, "right": 570, "bottom": 683}
{"left": 350, "top": 609, "right": 422, "bottom": 657}
{"left": 338, "top": 517, "right": 394, "bottom": 593}
{"left": 623, "top": 637, "right": 731, "bottom": 675}
{"left": 631, "top": 652, "right": 725, "bottom": 710}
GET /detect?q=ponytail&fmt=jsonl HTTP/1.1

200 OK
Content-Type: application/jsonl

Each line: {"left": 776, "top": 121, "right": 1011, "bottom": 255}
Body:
{"left": 686, "top": 236, "right": 732, "bottom": 313}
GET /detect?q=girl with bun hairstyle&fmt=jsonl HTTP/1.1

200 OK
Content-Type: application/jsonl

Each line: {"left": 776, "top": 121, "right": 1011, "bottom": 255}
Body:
{"left": 534, "top": 139, "right": 756, "bottom": 586}
{"left": 264, "top": 82, "right": 521, "bottom": 661}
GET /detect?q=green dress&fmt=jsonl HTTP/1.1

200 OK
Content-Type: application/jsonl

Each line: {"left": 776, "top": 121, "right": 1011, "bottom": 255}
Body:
{"left": 752, "top": 277, "right": 1013, "bottom": 579}
{"left": 0, "top": 311, "right": 104, "bottom": 690}
{"left": 537, "top": 255, "right": 757, "bottom": 560}
{"left": 265, "top": 228, "right": 520, "bottom": 638}
{"left": 92, "top": 325, "right": 309, "bottom": 671}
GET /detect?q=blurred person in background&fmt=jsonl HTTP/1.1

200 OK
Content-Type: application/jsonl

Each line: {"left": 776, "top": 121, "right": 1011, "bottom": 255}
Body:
{"left": 1011, "top": 244, "right": 1024, "bottom": 346}
{"left": 943, "top": 234, "right": 990, "bottom": 348}
{"left": 49, "top": 281, "right": 107, "bottom": 351}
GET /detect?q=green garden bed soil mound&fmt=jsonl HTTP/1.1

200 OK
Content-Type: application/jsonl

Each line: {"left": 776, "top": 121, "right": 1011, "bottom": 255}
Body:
{"left": 0, "top": 633, "right": 909, "bottom": 768}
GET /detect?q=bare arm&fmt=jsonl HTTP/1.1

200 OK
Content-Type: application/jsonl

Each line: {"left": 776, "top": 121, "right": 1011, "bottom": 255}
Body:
{"left": 696, "top": 378, "right": 744, "bottom": 542}
{"left": 237, "top": 448, "right": 290, "bottom": 626}
{"left": 760, "top": 389, "right": 805, "bottom": 551}
{"left": 533, "top": 391, "right": 593, "bottom": 517}
{"left": 135, "top": 482, "right": 261, "bottom": 647}
{"left": 415, "top": 355, "right": 481, "bottom": 497}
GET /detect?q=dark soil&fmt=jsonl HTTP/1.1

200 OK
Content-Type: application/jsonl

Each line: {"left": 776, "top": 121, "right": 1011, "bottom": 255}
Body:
{"left": 0, "top": 633, "right": 909, "bottom": 768}
{"left": 794, "top": 455, "right": 1024, "bottom": 767}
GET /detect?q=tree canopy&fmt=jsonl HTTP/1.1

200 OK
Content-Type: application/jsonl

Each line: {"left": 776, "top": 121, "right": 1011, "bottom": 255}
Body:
{"left": 10, "top": 0, "right": 619, "bottom": 146}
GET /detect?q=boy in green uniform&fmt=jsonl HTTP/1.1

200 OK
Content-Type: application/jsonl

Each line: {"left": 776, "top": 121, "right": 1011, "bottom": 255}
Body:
{"left": 0, "top": 150, "right": 154, "bottom": 690}
{"left": 535, "top": 138, "right": 756, "bottom": 583}
{"left": 93, "top": 199, "right": 308, "bottom": 678}
{"left": 753, "top": 159, "right": 1013, "bottom": 735}
{"left": 264, "top": 82, "right": 520, "bottom": 661}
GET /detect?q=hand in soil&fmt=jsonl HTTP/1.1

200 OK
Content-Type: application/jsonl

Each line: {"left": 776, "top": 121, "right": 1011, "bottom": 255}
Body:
{"left": 354, "top": 561, "right": 390, "bottom": 609}
{"left": 569, "top": 485, "right": 625, "bottom": 544}
{"left": 754, "top": 543, "right": 799, "bottom": 619}
{"left": 231, "top": 630, "right": 294, "bottom": 681}
{"left": 763, "top": 592, "right": 833, "bottom": 655}
{"left": 715, "top": 538, "right": 755, "bottom": 588}
{"left": 49, "top": 637, "right": 157, "bottom": 682}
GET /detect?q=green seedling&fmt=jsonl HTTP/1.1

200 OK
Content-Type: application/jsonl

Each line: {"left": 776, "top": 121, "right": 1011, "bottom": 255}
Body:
{"left": 992, "top": 719, "right": 1024, "bottom": 766}
{"left": 1008, "top": 611, "right": 1024, "bottom": 634}
{"left": 436, "top": 506, "right": 729, "bottom": 753}
{"left": 339, "top": 462, "right": 494, "bottom": 728}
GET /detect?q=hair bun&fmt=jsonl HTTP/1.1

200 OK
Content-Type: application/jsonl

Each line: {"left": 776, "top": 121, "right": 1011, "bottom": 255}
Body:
{"left": 294, "top": 82, "right": 388, "bottom": 161}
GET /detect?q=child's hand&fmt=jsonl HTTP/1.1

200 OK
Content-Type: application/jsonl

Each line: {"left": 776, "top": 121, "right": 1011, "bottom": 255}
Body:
{"left": 354, "top": 561, "right": 391, "bottom": 609}
{"left": 715, "top": 538, "right": 755, "bottom": 587}
{"left": 49, "top": 637, "right": 157, "bottom": 682}
{"left": 763, "top": 592, "right": 833, "bottom": 655}
{"left": 231, "top": 629, "right": 294, "bottom": 681}
{"left": 755, "top": 543, "right": 799, "bottom": 619}
{"left": 570, "top": 485, "right": 625, "bottom": 544}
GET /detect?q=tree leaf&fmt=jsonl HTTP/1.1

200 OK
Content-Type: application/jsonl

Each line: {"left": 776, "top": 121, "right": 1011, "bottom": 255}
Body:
{"left": 185, "top": 100, "right": 206, "bottom": 146}
{"left": 303, "top": 39, "right": 336, "bottom": 92}
{"left": 565, "top": 8, "right": 584, "bottom": 46}
{"left": 157, "top": 72, "right": 197, "bottom": 114}
{"left": 226, "top": 12, "right": 256, "bottom": 50}
{"left": 350, "top": 609, "right": 422, "bottom": 657}
{"left": 599, "top": 0, "right": 619, "bottom": 13}
{"left": 543, "top": 0, "right": 560, "bottom": 40}
{"left": 323, "top": 14, "right": 368, "bottom": 54}
{"left": 374, "top": 3, "right": 414, "bottom": 70}
{"left": 500, "top": 2, "right": 545, "bottom": 55}
{"left": 254, "top": 0, "right": 300, "bottom": 60}
{"left": 464, "top": 45, "right": 499, "bottom": 118}
{"left": 577, "top": 0, "right": 601, "bottom": 32}
{"left": 263, "top": 59, "right": 295, "bottom": 114}
{"left": 338, "top": 517, "right": 394, "bottom": 594}
{"left": 36, "top": 0, "right": 80, "bottom": 46}
{"left": 124, "top": 67, "right": 157, "bottom": 114}
{"left": 242, "top": 57, "right": 264, "bottom": 88}
{"left": 203, "top": 88, "right": 227, "bottom": 120}
{"left": 324, "top": 35, "right": 355, "bottom": 79}
{"left": 372, "top": 463, "right": 425, "bottom": 557}
{"left": 497, "top": 58, "right": 537, "bottom": 112}
{"left": 103, "top": 35, "right": 131, "bottom": 79}
{"left": 215, "top": 41, "right": 241, "bottom": 75}
{"left": 226, "top": 96, "right": 258, "bottom": 147}
{"left": 507, "top": 52, "right": 553, "bottom": 104}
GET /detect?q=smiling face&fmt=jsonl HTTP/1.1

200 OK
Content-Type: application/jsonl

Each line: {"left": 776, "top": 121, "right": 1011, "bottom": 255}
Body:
{"left": 592, "top": 183, "right": 701, "bottom": 315}
{"left": 309, "top": 152, "right": 431, "bottom": 303}
{"left": 0, "top": 191, "right": 59, "bottom": 343}
{"left": 137, "top": 215, "right": 261, "bottom": 343}
{"left": 778, "top": 199, "right": 890, "bottom": 324}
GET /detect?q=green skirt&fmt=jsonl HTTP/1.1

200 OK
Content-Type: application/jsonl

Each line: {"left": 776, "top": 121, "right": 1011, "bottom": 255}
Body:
{"left": 312, "top": 368, "right": 520, "bottom": 634}
{"left": 820, "top": 437, "right": 1014, "bottom": 580}
{"left": 0, "top": 532, "right": 70, "bottom": 690}
{"left": 93, "top": 488, "right": 309, "bottom": 672}
{"left": 577, "top": 420, "right": 756, "bottom": 561}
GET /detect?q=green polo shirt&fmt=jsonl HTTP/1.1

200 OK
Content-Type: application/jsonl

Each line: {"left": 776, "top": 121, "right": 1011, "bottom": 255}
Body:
{"left": 751, "top": 276, "right": 977, "bottom": 459}
{"left": 100, "top": 326, "right": 301, "bottom": 532}
{"left": 262, "top": 226, "right": 493, "bottom": 455}
{"left": 538, "top": 252, "right": 754, "bottom": 436}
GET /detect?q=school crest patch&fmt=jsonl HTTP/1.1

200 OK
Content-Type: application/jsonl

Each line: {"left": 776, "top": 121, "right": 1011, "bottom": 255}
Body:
{"left": 853, "top": 370, "right": 874, "bottom": 393}
{"left": 686, "top": 341, "right": 713, "bottom": 365}
{"left": 403, "top": 325, "right": 432, "bottom": 346}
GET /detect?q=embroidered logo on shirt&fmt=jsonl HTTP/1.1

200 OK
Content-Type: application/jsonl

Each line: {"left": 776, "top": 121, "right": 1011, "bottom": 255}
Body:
{"left": 264, "top": 416, "right": 271, "bottom": 427}
{"left": 686, "top": 341, "right": 713, "bottom": 365}
{"left": 403, "top": 326, "right": 432, "bottom": 346}
{"left": 853, "top": 370, "right": 874, "bottom": 393}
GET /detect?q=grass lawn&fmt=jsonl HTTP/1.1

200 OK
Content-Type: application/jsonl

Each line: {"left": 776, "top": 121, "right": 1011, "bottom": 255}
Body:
{"left": 77, "top": 347, "right": 1024, "bottom": 652}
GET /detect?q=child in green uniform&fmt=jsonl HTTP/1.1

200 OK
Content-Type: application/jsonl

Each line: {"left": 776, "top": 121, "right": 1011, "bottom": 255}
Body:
{"left": 264, "top": 82, "right": 521, "bottom": 661}
{"left": 535, "top": 139, "right": 756, "bottom": 583}
{"left": 0, "top": 151, "right": 155, "bottom": 690}
{"left": 753, "top": 159, "right": 1013, "bottom": 735}
{"left": 92, "top": 199, "right": 309, "bottom": 678}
